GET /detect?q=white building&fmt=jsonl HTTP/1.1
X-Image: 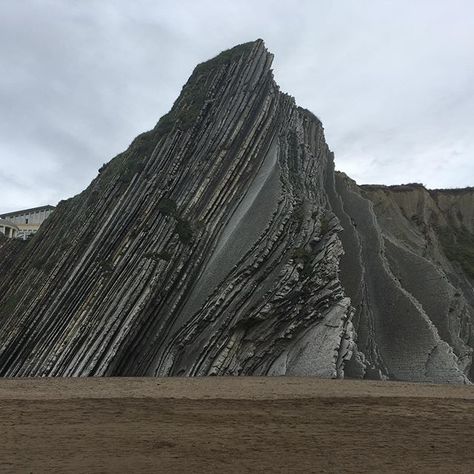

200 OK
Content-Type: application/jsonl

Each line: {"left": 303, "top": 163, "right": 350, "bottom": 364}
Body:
{"left": 0, "top": 219, "right": 19, "bottom": 239}
{"left": 0, "top": 205, "right": 54, "bottom": 239}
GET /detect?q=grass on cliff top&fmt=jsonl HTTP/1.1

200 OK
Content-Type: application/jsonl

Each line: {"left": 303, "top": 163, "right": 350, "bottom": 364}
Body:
{"left": 361, "top": 183, "right": 426, "bottom": 193}
{"left": 192, "top": 41, "right": 256, "bottom": 76}
{"left": 430, "top": 186, "right": 474, "bottom": 195}
{"left": 98, "top": 41, "right": 257, "bottom": 186}
{"left": 438, "top": 226, "right": 474, "bottom": 279}
{"left": 164, "top": 40, "right": 256, "bottom": 133}
{"left": 140, "top": 40, "right": 256, "bottom": 138}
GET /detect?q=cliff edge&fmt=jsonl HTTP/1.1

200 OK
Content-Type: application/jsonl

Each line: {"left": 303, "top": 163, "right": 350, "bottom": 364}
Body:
{"left": 0, "top": 40, "right": 472, "bottom": 382}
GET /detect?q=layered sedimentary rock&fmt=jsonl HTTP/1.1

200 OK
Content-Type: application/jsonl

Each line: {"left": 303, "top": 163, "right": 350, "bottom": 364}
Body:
{"left": 331, "top": 177, "right": 473, "bottom": 383}
{"left": 0, "top": 40, "right": 472, "bottom": 382}
{"left": 0, "top": 40, "right": 352, "bottom": 377}
{"left": 349, "top": 182, "right": 474, "bottom": 381}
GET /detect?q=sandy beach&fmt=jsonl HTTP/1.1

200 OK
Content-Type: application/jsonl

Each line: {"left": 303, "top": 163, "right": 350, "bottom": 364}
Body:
{"left": 0, "top": 377, "right": 473, "bottom": 473}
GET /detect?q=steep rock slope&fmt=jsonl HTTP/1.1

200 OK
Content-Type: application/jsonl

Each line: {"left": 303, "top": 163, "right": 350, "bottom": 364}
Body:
{"left": 0, "top": 40, "right": 472, "bottom": 383}
{"left": 0, "top": 40, "right": 352, "bottom": 377}
{"left": 358, "top": 183, "right": 474, "bottom": 380}
{"left": 331, "top": 177, "right": 473, "bottom": 382}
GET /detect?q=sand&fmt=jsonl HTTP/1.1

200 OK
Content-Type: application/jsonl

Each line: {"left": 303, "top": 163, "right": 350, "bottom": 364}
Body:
{"left": 0, "top": 377, "right": 473, "bottom": 473}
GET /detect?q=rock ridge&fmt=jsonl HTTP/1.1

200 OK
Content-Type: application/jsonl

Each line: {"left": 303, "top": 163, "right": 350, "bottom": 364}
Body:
{"left": 0, "top": 40, "right": 472, "bottom": 382}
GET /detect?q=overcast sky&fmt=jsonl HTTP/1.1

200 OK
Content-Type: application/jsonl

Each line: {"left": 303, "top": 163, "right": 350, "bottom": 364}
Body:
{"left": 1, "top": 0, "right": 473, "bottom": 213}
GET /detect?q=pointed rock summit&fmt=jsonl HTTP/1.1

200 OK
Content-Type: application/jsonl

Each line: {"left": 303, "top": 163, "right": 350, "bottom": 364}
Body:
{"left": 0, "top": 41, "right": 473, "bottom": 381}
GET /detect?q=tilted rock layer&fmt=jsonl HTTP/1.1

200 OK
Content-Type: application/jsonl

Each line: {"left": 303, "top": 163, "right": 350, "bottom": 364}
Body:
{"left": 333, "top": 178, "right": 473, "bottom": 382}
{"left": 0, "top": 40, "right": 472, "bottom": 382}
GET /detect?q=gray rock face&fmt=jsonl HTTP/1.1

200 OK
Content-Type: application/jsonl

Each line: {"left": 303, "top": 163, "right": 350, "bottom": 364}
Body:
{"left": 0, "top": 41, "right": 351, "bottom": 378}
{"left": 351, "top": 182, "right": 474, "bottom": 382}
{"left": 332, "top": 175, "right": 473, "bottom": 383}
{"left": 0, "top": 40, "right": 472, "bottom": 382}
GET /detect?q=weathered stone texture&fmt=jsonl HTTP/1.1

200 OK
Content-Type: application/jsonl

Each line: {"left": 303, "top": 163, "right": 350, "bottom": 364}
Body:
{"left": 0, "top": 41, "right": 351, "bottom": 378}
{"left": 0, "top": 41, "right": 472, "bottom": 382}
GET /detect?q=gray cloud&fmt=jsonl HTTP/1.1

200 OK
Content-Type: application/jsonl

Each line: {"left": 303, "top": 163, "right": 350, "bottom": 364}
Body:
{"left": 1, "top": 0, "right": 473, "bottom": 213}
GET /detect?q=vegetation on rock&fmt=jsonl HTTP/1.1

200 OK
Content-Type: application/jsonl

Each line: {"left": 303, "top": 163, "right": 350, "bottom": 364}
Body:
{"left": 438, "top": 226, "right": 474, "bottom": 279}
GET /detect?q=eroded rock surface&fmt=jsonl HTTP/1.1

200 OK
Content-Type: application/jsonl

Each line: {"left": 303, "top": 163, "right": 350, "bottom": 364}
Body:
{"left": 331, "top": 176, "right": 474, "bottom": 382}
{"left": 0, "top": 40, "right": 472, "bottom": 382}
{"left": 0, "top": 41, "right": 351, "bottom": 378}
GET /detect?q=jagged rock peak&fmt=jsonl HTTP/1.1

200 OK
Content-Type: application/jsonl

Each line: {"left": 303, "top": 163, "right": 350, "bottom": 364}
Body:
{"left": 0, "top": 41, "right": 472, "bottom": 383}
{"left": 0, "top": 39, "right": 343, "bottom": 378}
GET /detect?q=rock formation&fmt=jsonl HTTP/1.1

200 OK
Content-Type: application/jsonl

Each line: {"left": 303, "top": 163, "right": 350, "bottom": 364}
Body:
{"left": 0, "top": 40, "right": 472, "bottom": 382}
{"left": 333, "top": 178, "right": 473, "bottom": 382}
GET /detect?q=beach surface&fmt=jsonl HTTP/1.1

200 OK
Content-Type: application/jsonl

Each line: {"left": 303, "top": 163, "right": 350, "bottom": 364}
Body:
{"left": 1, "top": 377, "right": 473, "bottom": 473}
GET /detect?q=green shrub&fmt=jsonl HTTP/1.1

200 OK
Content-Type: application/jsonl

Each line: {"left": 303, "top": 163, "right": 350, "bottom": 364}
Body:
{"left": 292, "top": 203, "right": 304, "bottom": 225}
{"left": 144, "top": 251, "right": 171, "bottom": 262}
{"left": 293, "top": 246, "right": 313, "bottom": 277}
{"left": 176, "top": 219, "right": 193, "bottom": 244}
{"left": 157, "top": 198, "right": 177, "bottom": 216}
{"left": 438, "top": 226, "right": 474, "bottom": 279}
{"left": 320, "top": 215, "right": 330, "bottom": 235}
{"left": 1, "top": 293, "right": 22, "bottom": 315}
{"left": 99, "top": 259, "right": 114, "bottom": 274}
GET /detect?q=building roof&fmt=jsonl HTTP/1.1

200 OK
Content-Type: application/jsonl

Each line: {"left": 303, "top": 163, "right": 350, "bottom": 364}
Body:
{"left": 0, "top": 205, "right": 55, "bottom": 219}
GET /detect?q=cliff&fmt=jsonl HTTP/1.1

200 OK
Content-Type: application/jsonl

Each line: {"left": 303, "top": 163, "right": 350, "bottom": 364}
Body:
{"left": 0, "top": 40, "right": 472, "bottom": 382}
{"left": 0, "top": 40, "right": 352, "bottom": 377}
{"left": 355, "top": 182, "right": 474, "bottom": 380}
{"left": 332, "top": 178, "right": 473, "bottom": 382}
